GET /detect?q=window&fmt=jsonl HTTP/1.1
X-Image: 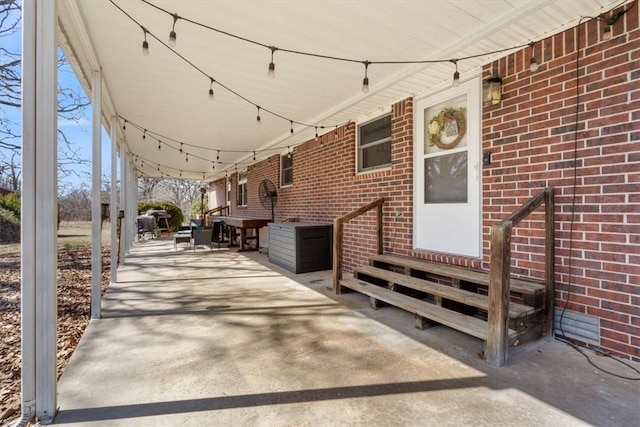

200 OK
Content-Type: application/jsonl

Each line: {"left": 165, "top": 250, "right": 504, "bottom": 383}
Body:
{"left": 281, "top": 153, "right": 293, "bottom": 186}
{"left": 357, "top": 114, "right": 391, "bottom": 172}
{"left": 237, "top": 170, "right": 247, "bottom": 206}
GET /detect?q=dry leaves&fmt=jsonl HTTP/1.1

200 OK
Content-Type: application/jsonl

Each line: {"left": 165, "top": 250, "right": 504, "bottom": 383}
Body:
{"left": 0, "top": 245, "right": 110, "bottom": 425}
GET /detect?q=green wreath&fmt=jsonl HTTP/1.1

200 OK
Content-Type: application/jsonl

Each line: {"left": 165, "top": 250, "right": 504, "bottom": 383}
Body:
{"left": 427, "top": 107, "right": 466, "bottom": 150}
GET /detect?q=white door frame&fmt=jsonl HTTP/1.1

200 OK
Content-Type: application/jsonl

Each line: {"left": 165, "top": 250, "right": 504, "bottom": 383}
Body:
{"left": 413, "top": 76, "right": 482, "bottom": 258}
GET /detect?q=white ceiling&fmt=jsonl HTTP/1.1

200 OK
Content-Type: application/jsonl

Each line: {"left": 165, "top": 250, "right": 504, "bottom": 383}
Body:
{"left": 57, "top": 0, "right": 620, "bottom": 181}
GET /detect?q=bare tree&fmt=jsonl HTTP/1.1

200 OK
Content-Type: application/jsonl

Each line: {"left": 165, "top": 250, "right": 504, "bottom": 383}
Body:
{"left": 138, "top": 177, "right": 161, "bottom": 201}
{"left": 0, "top": 0, "right": 91, "bottom": 186}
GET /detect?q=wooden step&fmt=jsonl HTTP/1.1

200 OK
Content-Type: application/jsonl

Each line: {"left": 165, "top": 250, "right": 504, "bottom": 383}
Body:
{"left": 341, "top": 277, "right": 517, "bottom": 343}
{"left": 355, "top": 265, "right": 536, "bottom": 318}
{"left": 370, "top": 254, "right": 545, "bottom": 297}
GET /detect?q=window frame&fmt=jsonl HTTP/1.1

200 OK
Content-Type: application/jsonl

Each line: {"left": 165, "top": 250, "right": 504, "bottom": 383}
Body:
{"left": 280, "top": 153, "right": 293, "bottom": 187}
{"left": 356, "top": 112, "right": 392, "bottom": 174}
{"left": 237, "top": 169, "right": 248, "bottom": 207}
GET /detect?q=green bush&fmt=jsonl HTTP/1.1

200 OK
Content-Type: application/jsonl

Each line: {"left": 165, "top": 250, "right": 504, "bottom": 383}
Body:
{"left": 0, "top": 192, "right": 20, "bottom": 217}
{"left": 0, "top": 206, "right": 20, "bottom": 243}
{"left": 137, "top": 200, "right": 183, "bottom": 231}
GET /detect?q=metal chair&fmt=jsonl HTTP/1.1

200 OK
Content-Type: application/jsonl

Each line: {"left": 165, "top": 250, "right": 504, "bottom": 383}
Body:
{"left": 192, "top": 227, "right": 213, "bottom": 251}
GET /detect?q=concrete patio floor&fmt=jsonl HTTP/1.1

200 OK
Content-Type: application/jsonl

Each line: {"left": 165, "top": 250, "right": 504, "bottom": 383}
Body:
{"left": 54, "top": 237, "right": 640, "bottom": 426}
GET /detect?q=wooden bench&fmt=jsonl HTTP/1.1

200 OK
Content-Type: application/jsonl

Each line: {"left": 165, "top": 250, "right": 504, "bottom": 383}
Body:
{"left": 339, "top": 254, "right": 547, "bottom": 351}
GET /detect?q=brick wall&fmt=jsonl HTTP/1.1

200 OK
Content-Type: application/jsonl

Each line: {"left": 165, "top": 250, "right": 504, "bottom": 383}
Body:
{"left": 482, "top": 5, "right": 639, "bottom": 361}
{"left": 216, "top": 6, "right": 639, "bottom": 361}
{"left": 231, "top": 99, "right": 415, "bottom": 271}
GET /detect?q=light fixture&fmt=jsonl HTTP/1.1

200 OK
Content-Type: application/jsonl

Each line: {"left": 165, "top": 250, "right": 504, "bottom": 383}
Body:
{"left": 208, "top": 78, "right": 215, "bottom": 100}
{"left": 287, "top": 146, "right": 291, "bottom": 159}
{"left": 216, "top": 150, "right": 220, "bottom": 161}
{"left": 362, "top": 60, "right": 371, "bottom": 93}
{"left": 451, "top": 59, "right": 460, "bottom": 87}
{"left": 141, "top": 27, "right": 149, "bottom": 56}
{"left": 142, "top": 129, "right": 146, "bottom": 140}
{"left": 179, "top": 143, "right": 183, "bottom": 153}
{"left": 600, "top": 11, "right": 625, "bottom": 41}
{"left": 485, "top": 76, "right": 503, "bottom": 105}
{"left": 290, "top": 120, "right": 294, "bottom": 134}
{"left": 529, "top": 42, "right": 539, "bottom": 72}
{"left": 268, "top": 46, "right": 277, "bottom": 79}
{"left": 122, "top": 120, "right": 127, "bottom": 130}
{"left": 157, "top": 141, "right": 161, "bottom": 151}
{"left": 256, "top": 106, "right": 261, "bottom": 124}
{"left": 168, "top": 13, "right": 178, "bottom": 47}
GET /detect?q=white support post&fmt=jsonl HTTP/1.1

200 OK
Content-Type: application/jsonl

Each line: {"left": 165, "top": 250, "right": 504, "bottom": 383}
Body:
{"left": 91, "top": 70, "right": 102, "bottom": 320}
{"left": 21, "top": 0, "right": 58, "bottom": 422}
{"left": 110, "top": 117, "right": 118, "bottom": 282}
{"left": 119, "top": 149, "right": 127, "bottom": 263}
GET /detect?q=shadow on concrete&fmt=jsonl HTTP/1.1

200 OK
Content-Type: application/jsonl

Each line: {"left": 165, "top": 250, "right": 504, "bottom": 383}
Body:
{"left": 54, "top": 377, "right": 487, "bottom": 424}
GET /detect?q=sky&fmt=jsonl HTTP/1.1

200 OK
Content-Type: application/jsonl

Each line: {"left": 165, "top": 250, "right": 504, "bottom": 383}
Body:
{"left": 1, "top": 2, "right": 114, "bottom": 193}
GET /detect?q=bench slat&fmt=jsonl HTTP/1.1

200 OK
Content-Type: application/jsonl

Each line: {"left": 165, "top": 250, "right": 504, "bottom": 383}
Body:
{"left": 355, "top": 265, "right": 536, "bottom": 318}
{"left": 370, "top": 254, "right": 545, "bottom": 296}
{"left": 340, "top": 277, "right": 517, "bottom": 342}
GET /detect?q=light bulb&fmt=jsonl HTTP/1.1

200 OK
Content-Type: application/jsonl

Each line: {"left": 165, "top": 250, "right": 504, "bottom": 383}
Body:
{"left": 362, "top": 77, "right": 369, "bottom": 93}
{"left": 452, "top": 71, "right": 460, "bottom": 87}
{"left": 142, "top": 40, "right": 149, "bottom": 56}
{"left": 168, "top": 30, "right": 177, "bottom": 47}
{"left": 602, "top": 25, "right": 612, "bottom": 41}
{"left": 268, "top": 62, "right": 275, "bottom": 79}
{"left": 208, "top": 88, "right": 214, "bottom": 100}
{"left": 529, "top": 57, "right": 539, "bottom": 72}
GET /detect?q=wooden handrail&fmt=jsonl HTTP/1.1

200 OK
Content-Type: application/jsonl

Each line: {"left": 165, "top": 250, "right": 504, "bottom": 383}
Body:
{"left": 332, "top": 198, "right": 385, "bottom": 293}
{"left": 206, "top": 205, "right": 230, "bottom": 216}
{"left": 485, "top": 187, "right": 554, "bottom": 367}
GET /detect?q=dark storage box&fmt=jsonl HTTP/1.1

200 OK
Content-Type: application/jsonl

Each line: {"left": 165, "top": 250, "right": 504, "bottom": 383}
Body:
{"left": 268, "top": 222, "right": 333, "bottom": 273}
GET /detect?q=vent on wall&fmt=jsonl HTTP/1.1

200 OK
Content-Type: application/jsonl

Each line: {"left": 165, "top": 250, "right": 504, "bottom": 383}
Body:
{"left": 554, "top": 309, "right": 599, "bottom": 343}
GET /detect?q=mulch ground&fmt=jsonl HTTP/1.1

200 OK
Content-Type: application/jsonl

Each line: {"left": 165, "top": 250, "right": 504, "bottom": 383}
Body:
{"left": 0, "top": 245, "right": 110, "bottom": 426}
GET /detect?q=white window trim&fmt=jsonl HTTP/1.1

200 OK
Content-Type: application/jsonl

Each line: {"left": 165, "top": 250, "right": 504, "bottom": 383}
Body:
{"left": 280, "top": 152, "right": 293, "bottom": 187}
{"left": 237, "top": 169, "right": 248, "bottom": 207}
{"left": 356, "top": 110, "right": 393, "bottom": 175}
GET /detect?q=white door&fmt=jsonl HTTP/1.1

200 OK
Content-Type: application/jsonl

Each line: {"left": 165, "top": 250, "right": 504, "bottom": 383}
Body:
{"left": 414, "top": 77, "right": 481, "bottom": 258}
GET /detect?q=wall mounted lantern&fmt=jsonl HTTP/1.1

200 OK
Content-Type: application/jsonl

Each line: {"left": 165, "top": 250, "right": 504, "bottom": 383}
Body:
{"left": 484, "top": 76, "right": 503, "bottom": 105}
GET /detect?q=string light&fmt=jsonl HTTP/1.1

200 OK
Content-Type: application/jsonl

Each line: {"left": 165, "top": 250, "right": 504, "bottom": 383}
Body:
{"left": 451, "top": 59, "right": 460, "bottom": 87}
{"left": 168, "top": 13, "right": 179, "bottom": 47}
{"left": 216, "top": 150, "right": 220, "bottom": 161}
{"left": 268, "top": 46, "right": 277, "bottom": 79}
{"left": 290, "top": 120, "right": 294, "bottom": 134}
{"left": 157, "top": 140, "right": 161, "bottom": 151}
{"left": 256, "top": 106, "right": 261, "bottom": 125}
{"left": 315, "top": 126, "right": 319, "bottom": 140}
{"left": 180, "top": 143, "right": 183, "bottom": 153}
{"left": 185, "top": 153, "right": 189, "bottom": 163}
{"left": 141, "top": 26, "right": 149, "bottom": 56}
{"left": 287, "top": 146, "right": 291, "bottom": 159}
{"left": 253, "top": 151, "right": 256, "bottom": 161}
{"left": 208, "top": 77, "right": 215, "bottom": 100}
{"left": 362, "top": 60, "right": 370, "bottom": 93}
{"left": 142, "top": 129, "right": 146, "bottom": 140}
{"left": 179, "top": 170, "right": 182, "bottom": 177}
{"left": 122, "top": 120, "right": 127, "bottom": 130}
{"left": 121, "top": 0, "right": 623, "bottom": 139}
{"left": 529, "top": 42, "right": 539, "bottom": 72}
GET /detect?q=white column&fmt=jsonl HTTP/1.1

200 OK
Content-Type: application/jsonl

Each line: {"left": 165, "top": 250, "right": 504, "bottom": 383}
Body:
{"left": 119, "top": 147, "right": 127, "bottom": 264}
{"left": 91, "top": 70, "right": 102, "bottom": 320}
{"left": 110, "top": 117, "right": 118, "bottom": 282}
{"left": 21, "top": 0, "right": 58, "bottom": 422}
